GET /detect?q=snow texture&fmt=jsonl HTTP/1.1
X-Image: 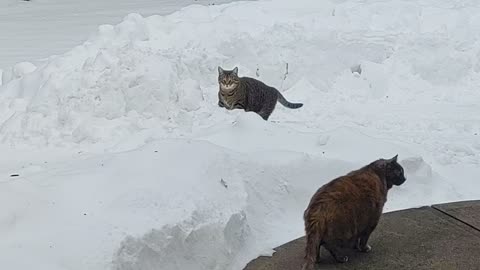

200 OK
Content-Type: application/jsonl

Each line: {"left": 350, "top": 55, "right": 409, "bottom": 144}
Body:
{"left": 0, "top": 0, "right": 239, "bottom": 68}
{"left": 0, "top": 0, "right": 479, "bottom": 270}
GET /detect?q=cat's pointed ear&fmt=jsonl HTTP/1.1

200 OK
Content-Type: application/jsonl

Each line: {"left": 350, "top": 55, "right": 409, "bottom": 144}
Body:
{"left": 218, "top": 66, "right": 224, "bottom": 75}
{"left": 233, "top": 67, "right": 238, "bottom": 75}
{"left": 387, "top": 154, "right": 398, "bottom": 163}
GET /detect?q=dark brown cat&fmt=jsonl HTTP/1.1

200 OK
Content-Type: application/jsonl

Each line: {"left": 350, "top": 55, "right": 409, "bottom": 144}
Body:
{"left": 217, "top": 66, "right": 303, "bottom": 120}
{"left": 302, "top": 155, "right": 406, "bottom": 270}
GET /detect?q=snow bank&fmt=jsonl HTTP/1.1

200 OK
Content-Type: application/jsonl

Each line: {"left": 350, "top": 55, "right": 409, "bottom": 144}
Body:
{"left": 0, "top": 0, "right": 479, "bottom": 150}
{"left": 0, "top": 0, "right": 240, "bottom": 68}
{"left": 2, "top": 125, "right": 462, "bottom": 270}
{"left": 1, "top": 61, "right": 37, "bottom": 86}
{"left": 1, "top": 0, "right": 479, "bottom": 270}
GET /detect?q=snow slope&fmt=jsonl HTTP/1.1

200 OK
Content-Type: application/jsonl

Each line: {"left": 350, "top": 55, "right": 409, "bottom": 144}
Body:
{"left": 1, "top": 0, "right": 479, "bottom": 269}
{"left": 0, "top": 0, "right": 241, "bottom": 68}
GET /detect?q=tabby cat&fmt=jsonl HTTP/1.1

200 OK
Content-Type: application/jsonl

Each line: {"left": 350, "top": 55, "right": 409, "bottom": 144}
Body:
{"left": 217, "top": 66, "right": 303, "bottom": 120}
{"left": 302, "top": 155, "right": 406, "bottom": 270}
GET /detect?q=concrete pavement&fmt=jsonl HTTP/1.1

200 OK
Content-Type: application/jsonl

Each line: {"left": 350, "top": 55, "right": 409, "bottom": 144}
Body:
{"left": 244, "top": 200, "right": 480, "bottom": 270}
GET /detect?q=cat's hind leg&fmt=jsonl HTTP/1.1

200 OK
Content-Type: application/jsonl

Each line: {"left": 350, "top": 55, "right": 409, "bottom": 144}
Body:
{"left": 316, "top": 241, "right": 322, "bottom": 263}
{"left": 356, "top": 214, "right": 380, "bottom": 253}
{"left": 324, "top": 242, "right": 348, "bottom": 263}
{"left": 356, "top": 228, "right": 375, "bottom": 253}
{"left": 257, "top": 111, "right": 270, "bottom": 120}
{"left": 257, "top": 103, "right": 276, "bottom": 121}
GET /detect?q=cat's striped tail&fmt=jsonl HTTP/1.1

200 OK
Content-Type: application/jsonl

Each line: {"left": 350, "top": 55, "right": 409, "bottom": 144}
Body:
{"left": 277, "top": 91, "right": 303, "bottom": 109}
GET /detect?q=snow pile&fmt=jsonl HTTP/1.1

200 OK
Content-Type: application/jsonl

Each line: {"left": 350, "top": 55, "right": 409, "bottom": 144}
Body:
{"left": 1, "top": 61, "right": 37, "bottom": 85}
{"left": 1, "top": 0, "right": 479, "bottom": 149}
{"left": 0, "top": 0, "right": 479, "bottom": 270}
{"left": 0, "top": 0, "right": 239, "bottom": 68}
{"left": 0, "top": 116, "right": 465, "bottom": 270}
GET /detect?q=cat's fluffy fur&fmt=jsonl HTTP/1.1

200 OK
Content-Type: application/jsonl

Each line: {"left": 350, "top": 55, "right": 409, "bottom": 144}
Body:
{"left": 302, "top": 155, "right": 406, "bottom": 270}
{"left": 217, "top": 66, "right": 303, "bottom": 120}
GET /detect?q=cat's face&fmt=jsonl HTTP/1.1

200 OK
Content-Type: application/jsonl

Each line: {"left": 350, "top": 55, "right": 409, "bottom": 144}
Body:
{"left": 218, "top": 66, "right": 240, "bottom": 92}
{"left": 385, "top": 155, "right": 406, "bottom": 186}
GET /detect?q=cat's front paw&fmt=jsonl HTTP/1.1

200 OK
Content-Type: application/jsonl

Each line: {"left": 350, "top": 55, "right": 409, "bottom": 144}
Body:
{"left": 335, "top": 255, "right": 349, "bottom": 263}
{"left": 358, "top": 244, "right": 372, "bottom": 253}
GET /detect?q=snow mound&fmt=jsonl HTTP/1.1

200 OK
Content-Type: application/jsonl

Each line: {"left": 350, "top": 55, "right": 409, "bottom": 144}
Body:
{"left": 1, "top": 61, "right": 37, "bottom": 85}
{"left": 1, "top": 0, "right": 478, "bottom": 150}
{"left": 114, "top": 211, "right": 251, "bottom": 270}
{"left": 3, "top": 137, "right": 458, "bottom": 270}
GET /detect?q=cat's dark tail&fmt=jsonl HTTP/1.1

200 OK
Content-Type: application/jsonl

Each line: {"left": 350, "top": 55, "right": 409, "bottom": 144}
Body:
{"left": 302, "top": 219, "right": 323, "bottom": 270}
{"left": 277, "top": 91, "right": 303, "bottom": 109}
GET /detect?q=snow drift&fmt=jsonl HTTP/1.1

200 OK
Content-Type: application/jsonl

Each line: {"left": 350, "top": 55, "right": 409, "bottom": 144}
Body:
{"left": 0, "top": 0, "right": 479, "bottom": 270}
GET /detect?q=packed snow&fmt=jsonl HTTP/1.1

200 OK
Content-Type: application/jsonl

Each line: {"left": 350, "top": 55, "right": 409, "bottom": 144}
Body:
{"left": 1, "top": 0, "right": 479, "bottom": 269}
{"left": 0, "top": 0, "right": 240, "bottom": 68}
